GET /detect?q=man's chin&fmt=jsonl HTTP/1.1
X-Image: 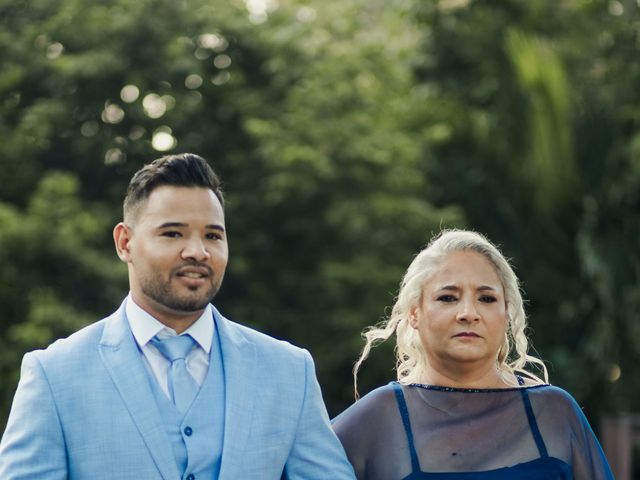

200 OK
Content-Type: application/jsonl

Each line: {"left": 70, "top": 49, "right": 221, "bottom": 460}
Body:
{"left": 164, "top": 291, "right": 217, "bottom": 313}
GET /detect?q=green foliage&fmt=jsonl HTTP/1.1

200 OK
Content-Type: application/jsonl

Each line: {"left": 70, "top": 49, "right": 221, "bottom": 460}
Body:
{"left": 0, "top": 172, "right": 125, "bottom": 422}
{"left": 0, "top": 0, "right": 638, "bottom": 432}
{"left": 410, "top": 0, "right": 640, "bottom": 421}
{"left": 506, "top": 29, "right": 576, "bottom": 214}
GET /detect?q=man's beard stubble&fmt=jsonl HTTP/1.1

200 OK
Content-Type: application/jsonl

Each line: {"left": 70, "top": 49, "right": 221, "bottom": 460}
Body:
{"left": 140, "top": 270, "right": 221, "bottom": 313}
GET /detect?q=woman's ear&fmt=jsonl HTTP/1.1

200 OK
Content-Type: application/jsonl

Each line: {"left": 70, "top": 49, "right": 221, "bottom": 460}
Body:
{"left": 408, "top": 306, "right": 419, "bottom": 329}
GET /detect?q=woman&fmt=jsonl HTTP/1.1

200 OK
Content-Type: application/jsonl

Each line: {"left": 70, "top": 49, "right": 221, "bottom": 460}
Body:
{"left": 333, "top": 229, "right": 613, "bottom": 479}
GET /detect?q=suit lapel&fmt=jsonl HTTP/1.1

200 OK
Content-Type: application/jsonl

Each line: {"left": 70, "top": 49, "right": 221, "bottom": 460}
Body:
{"left": 98, "top": 304, "right": 180, "bottom": 480}
{"left": 215, "top": 308, "right": 257, "bottom": 479}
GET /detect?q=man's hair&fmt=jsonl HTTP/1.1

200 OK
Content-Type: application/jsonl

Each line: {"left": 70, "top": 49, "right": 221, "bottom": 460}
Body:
{"left": 123, "top": 153, "right": 224, "bottom": 223}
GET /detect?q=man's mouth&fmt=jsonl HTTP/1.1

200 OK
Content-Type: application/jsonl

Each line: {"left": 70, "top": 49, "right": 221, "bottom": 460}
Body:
{"left": 178, "top": 271, "right": 208, "bottom": 279}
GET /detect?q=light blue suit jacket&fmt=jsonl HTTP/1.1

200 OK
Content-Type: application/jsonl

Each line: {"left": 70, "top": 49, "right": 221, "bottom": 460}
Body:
{"left": 0, "top": 302, "right": 355, "bottom": 479}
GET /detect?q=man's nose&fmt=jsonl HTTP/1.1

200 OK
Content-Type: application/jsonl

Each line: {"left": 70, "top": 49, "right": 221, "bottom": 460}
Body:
{"left": 181, "top": 237, "right": 210, "bottom": 261}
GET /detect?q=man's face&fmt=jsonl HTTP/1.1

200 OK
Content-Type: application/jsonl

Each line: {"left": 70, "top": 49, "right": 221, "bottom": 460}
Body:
{"left": 114, "top": 185, "right": 228, "bottom": 328}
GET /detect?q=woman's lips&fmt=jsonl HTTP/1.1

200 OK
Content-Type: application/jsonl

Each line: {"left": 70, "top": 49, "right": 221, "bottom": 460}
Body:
{"left": 453, "top": 332, "right": 481, "bottom": 338}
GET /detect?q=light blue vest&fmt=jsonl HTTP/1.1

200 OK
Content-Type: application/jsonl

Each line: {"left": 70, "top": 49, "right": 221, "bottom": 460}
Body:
{"left": 147, "top": 327, "right": 226, "bottom": 479}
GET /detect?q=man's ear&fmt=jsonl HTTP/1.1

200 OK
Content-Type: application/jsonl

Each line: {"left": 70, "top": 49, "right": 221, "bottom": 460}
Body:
{"left": 113, "top": 222, "right": 133, "bottom": 262}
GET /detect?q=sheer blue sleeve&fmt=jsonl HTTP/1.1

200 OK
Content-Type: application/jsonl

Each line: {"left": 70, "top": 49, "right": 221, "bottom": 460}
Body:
{"left": 530, "top": 386, "right": 614, "bottom": 480}
{"left": 332, "top": 383, "right": 614, "bottom": 480}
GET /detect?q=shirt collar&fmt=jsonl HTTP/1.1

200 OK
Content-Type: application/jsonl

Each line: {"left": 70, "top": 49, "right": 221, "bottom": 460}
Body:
{"left": 126, "top": 294, "right": 213, "bottom": 354}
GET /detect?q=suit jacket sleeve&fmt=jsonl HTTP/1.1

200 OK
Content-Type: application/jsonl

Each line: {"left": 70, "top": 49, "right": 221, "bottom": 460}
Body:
{"left": 0, "top": 352, "right": 68, "bottom": 480}
{"left": 282, "top": 350, "right": 355, "bottom": 479}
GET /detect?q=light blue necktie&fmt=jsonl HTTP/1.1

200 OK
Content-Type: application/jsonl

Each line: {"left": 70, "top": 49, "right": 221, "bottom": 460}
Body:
{"left": 151, "top": 334, "right": 200, "bottom": 413}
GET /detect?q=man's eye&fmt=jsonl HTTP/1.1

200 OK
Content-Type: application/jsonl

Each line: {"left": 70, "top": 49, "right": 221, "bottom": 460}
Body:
{"left": 436, "top": 295, "right": 457, "bottom": 302}
{"left": 206, "top": 233, "right": 222, "bottom": 240}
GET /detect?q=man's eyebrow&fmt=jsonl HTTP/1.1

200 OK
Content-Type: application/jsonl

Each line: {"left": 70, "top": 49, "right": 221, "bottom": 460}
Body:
{"left": 156, "top": 222, "right": 225, "bottom": 232}
{"left": 157, "top": 222, "right": 187, "bottom": 229}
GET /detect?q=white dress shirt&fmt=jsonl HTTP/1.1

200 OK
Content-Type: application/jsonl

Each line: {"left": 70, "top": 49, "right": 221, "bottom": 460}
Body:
{"left": 126, "top": 295, "right": 213, "bottom": 398}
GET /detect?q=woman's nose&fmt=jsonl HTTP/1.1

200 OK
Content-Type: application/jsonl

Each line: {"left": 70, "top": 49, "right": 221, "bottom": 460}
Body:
{"left": 456, "top": 298, "right": 480, "bottom": 322}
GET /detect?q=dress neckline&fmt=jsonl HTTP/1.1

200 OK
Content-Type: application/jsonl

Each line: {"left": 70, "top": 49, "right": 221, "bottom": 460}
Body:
{"left": 391, "top": 382, "right": 565, "bottom": 478}
{"left": 408, "top": 382, "right": 549, "bottom": 394}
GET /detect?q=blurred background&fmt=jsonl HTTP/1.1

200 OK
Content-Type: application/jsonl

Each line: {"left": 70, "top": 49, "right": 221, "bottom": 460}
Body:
{"left": 1, "top": 0, "right": 639, "bottom": 476}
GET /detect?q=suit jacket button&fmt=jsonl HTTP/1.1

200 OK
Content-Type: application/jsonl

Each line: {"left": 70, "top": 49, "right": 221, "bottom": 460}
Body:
{"left": 184, "top": 426, "right": 193, "bottom": 436}
{"left": 186, "top": 474, "right": 195, "bottom": 480}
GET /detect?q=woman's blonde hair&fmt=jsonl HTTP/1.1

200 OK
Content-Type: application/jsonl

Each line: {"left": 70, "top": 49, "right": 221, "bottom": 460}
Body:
{"left": 354, "top": 229, "right": 548, "bottom": 396}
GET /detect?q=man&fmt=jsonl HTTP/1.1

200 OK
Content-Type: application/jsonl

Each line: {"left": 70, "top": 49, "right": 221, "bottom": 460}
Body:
{"left": 0, "top": 153, "right": 355, "bottom": 479}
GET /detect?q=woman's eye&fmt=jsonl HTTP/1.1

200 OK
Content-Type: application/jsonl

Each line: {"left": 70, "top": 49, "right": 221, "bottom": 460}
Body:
{"left": 480, "top": 295, "right": 497, "bottom": 303}
{"left": 205, "top": 233, "right": 222, "bottom": 240}
{"left": 162, "top": 231, "right": 181, "bottom": 238}
{"left": 436, "top": 295, "right": 457, "bottom": 302}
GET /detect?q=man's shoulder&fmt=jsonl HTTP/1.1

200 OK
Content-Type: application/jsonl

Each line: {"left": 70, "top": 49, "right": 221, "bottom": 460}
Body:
{"left": 29, "top": 313, "right": 112, "bottom": 364}
{"left": 217, "top": 312, "right": 308, "bottom": 360}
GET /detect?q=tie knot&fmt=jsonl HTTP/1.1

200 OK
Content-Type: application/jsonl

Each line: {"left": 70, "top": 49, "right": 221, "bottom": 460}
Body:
{"left": 152, "top": 334, "right": 196, "bottom": 362}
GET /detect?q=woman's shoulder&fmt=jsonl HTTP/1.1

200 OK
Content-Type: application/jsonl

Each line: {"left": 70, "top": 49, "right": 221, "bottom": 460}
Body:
{"left": 332, "top": 383, "right": 406, "bottom": 475}
{"left": 332, "top": 382, "right": 401, "bottom": 427}
{"left": 527, "top": 384, "right": 577, "bottom": 401}
{"left": 526, "top": 384, "right": 587, "bottom": 419}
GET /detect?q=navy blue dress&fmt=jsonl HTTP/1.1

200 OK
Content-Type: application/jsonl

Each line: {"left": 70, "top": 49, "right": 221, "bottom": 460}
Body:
{"left": 332, "top": 381, "right": 613, "bottom": 480}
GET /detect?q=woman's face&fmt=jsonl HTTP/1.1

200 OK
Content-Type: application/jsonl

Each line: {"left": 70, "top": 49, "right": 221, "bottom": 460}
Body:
{"left": 410, "top": 250, "right": 508, "bottom": 381}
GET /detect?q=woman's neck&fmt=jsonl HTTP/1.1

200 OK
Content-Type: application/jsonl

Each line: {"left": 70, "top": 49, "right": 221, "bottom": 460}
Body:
{"left": 420, "top": 363, "right": 511, "bottom": 389}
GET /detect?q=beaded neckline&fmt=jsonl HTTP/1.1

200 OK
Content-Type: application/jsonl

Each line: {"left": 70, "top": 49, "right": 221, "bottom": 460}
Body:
{"left": 408, "top": 382, "right": 549, "bottom": 393}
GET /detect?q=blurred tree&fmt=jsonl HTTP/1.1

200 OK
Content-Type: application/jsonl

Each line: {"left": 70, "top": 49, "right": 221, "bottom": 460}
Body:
{"left": 0, "top": 0, "right": 460, "bottom": 425}
{"left": 409, "top": 0, "right": 640, "bottom": 423}
{"left": 223, "top": 0, "right": 465, "bottom": 410}
{"left": 0, "top": 172, "right": 125, "bottom": 422}
{"left": 1, "top": 0, "right": 638, "bottom": 432}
